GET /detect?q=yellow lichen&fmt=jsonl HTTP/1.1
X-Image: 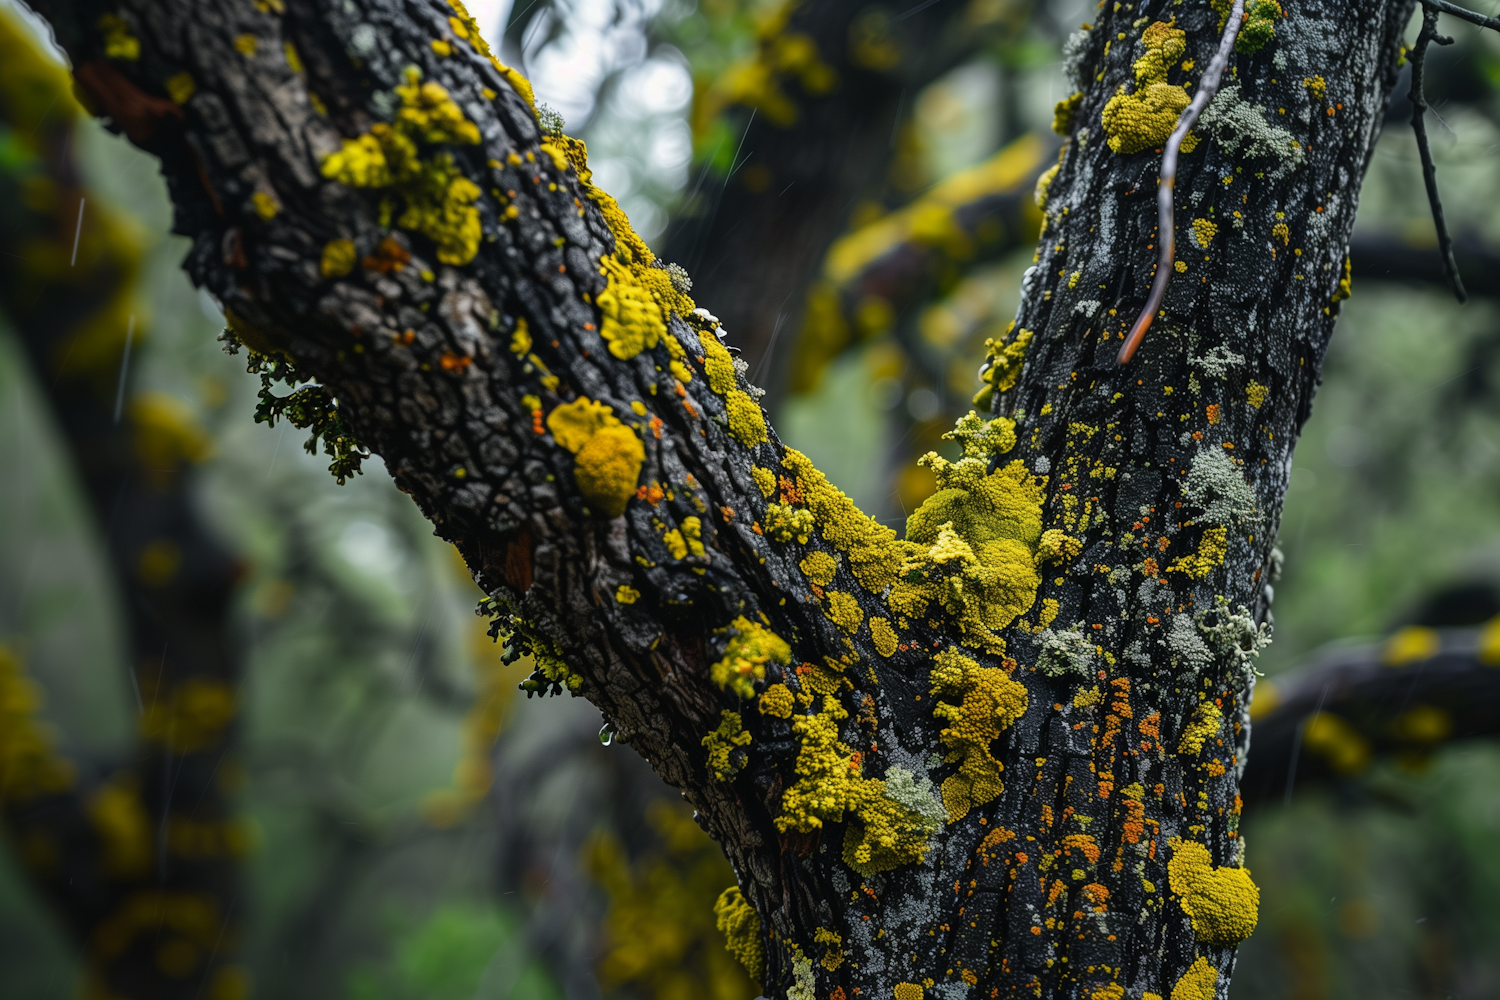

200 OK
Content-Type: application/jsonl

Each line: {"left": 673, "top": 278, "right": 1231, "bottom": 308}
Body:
{"left": 0, "top": 647, "right": 77, "bottom": 804}
{"left": 703, "top": 710, "right": 753, "bottom": 780}
{"left": 825, "top": 591, "right": 864, "bottom": 634}
{"left": 319, "top": 68, "right": 484, "bottom": 265}
{"left": 140, "top": 679, "right": 236, "bottom": 753}
{"left": 799, "top": 551, "right": 838, "bottom": 586}
{"left": 1332, "top": 255, "right": 1353, "bottom": 304}
{"left": 1168, "top": 838, "right": 1259, "bottom": 945}
{"left": 616, "top": 584, "right": 640, "bottom": 604}
{"left": 751, "top": 467, "right": 777, "bottom": 497}
{"left": 1191, "top": 217, "right": 1218, "bottom": 248}
{"left": 320, "top": 238, "right": 357, "bottom": 278}
{"left": 1384, "top": 625, "right": 1440, "bottom": 666}
{"left": 764, "top": 502, "right": 816, "bottom": 544}
{"left": 1177, "top": 701, "right": 1223, "bottom": 755}
{"left": 711, "top": 617, "right": 792, "bottom": 699}
{"left": 928, "top": 647, "right": 1028, "bottom": 821}
{"left": 87, "top": 774, "right": 151, "bottom": 877}
{"left": 973, "top": 327, "right": 1034, "bottom": 410}
{"left": 1302, "top": 712, "right": 1371, "bottom": 774}
{"left": 714, "top": 886, "right": 764, "bottom": 983}
{"left": 1101, "top": 22, "right": 1189, "bottom": 155}
{"left": 781, "top": 449, "right": 903, "bottom": 594}
{"left": 546, "top": 397, "right": 644, "bottom": 518}
{"left": 1053, "top": 92, "right": 1084, "bottom": 135}
{"left": 1167, "top": 526, "right": 1227, "bottom": 578}
{"left": 1170, "top": 958, "right": 1219, "bottom": 1000}
{"left": 758, "top": 683, "right": 795, "bottom": 718}
{"left": 869, "top": 617, "right": 899, "bottom": 657}
{"left": 693, "top": 1, "right": 838, "bottom": 132}
{"left": 895, "top": 983, "right": 924, "bottom": 1000}
{"left": 725, "top": 390, "right": 769, "bottom": 447}
{"left": 1035, "top": 528, "right": 1083, "bottom": 565}
{"left": 165, "top": 71, "right": 196, "bottom": 104}
{"left": 98, "top": 13, "right": 141, "bottom": 60}
{"left": 597, "top": 254, "right": 667, "bottom": 360}
{"left": 1246, "top": 381, "right": 1269, "bottom": 409}
{"left": 890, "top": 415, "right": 1045, "bottom": 652}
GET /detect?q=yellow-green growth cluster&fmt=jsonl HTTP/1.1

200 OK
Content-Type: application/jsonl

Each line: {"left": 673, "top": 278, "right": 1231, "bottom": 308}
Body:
{"left": 799, "top": 551, "right": 838, "bottom": 586}
{"left": 710, "top": 617, "right": 791, "bottom": 699}
{"left": 1191, "top": 217, "right": 1218, "bottom": 248}
{"left": 758, "top": 683, "right": 795, "bottom": 718}
{"left": 1177, "top": 701, "right": 1223, "bottom": 754}
{"left": 697, "top": 331, "right": 767, "bottom": 446}
{"left": 597, "top": 254, "right": 668, "bottom": 360}
{"left": 973, "top": 327, "right": 1034, "bottom": 410}
{"left": 751, "top": 467, "right": 777, "bottom": 497}
{"left": 1167, "top": 526, "right": 1228, "bottom": 578}
{"left": 869, "top": 617, "right": 899, "bottom": 657}
{"left": 1235, "top": 0, "right": 1282, "bottom": 53}
{"left": 1170, "top": 958, "right": 1220, "bottom": 1000}
{"left": 1101, "top": 22, "right": 1189, "bottom": 155}
{"left": 781, "top": 448, "right": 902, "bottom": 593}
{"left": 546, "top": 397, "right": 645, "bottom": 518}
{"left": 764, "top": 502, "right": 816, "bottom": 544}
{"left": 0, "top": 647, "right": 76, "bottom": 804}
{"left": 713, "top": 886, "right": 764, "bottom": 983}
{"left": 703, "top": 710, "right": 753, "bottom": 780}
{"left": 1246, "top": 381, "right": 1269, "bottom": 409}
{"left": 1035, "top": 528, "right": 1083, "bottom": 565}
{"left": 1167, "top": 838, "right": 1260, "bottom": 945}
{"left": 320, "top": 68, "right": 484, "bottom": 264}
{"left": 825, "top": 591, "right": 864, "bottom": 634}
{"left": 1053, "top": 93, "right": 1083, "bottom": 136}
{"left": 663, "top": 516, "right": 706, "bottom": 560}
{"left": 890, "top": 415, "right": 1045, "bottom": 652}
{"left": 928, "top": 648, "right": 1028, "bottom": 821}
{"left": 98, "top": 13, "right": 140, "bottom": 60}
{"left": 777, "top": 697, "right": 937, "bottom": 874}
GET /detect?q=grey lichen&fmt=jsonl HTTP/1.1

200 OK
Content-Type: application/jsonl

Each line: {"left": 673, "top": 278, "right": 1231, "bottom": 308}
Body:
{"left": 1197, "top": 83, "right": 1306, "bottom": 179}
{"left": 1200, "top": 596, "right": 1273, "bottom": 671}
{"left": 1182, "top": 446, "right": 1259, "bottom": 528}
{"left": 882, "top": 766, "right": 945, "bottom": 838}
{"left": 1036, "top": 624, "right": 1098, "bottom": 678}
{"left": 788, "top": 947, "right": 816, "bottom": 1000}
{"left": 1167, "top": 613, "right": 1213, "bottom": 673}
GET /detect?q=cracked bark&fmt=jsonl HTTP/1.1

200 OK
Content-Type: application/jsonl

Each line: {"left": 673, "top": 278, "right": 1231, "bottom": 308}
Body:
{"left": 19, "top": 0, "right": 1414, "bottom": 996}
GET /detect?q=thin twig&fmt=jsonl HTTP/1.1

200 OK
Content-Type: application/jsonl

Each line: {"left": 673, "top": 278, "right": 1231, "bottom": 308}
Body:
{"left": 1423, "top": 0, "right": 1500, "bottom": 32}
{"left": 1118, "top": 0, "right": 1245, "bottom": 364}
{"left": 1411, "top": 3, "right": 1468, "bottom": 302}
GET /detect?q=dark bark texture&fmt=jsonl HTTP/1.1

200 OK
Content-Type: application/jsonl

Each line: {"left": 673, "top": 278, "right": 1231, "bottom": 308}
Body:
{"left": 0, "top": 13, "right": 247, "bottom": 999}
{"left": 19, "top": 0, "right": 1414, "bottom": 997}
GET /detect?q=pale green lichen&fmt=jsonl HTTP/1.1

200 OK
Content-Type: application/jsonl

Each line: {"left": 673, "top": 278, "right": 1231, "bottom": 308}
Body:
{"left": 1101, "top": 22, "right": 1189, "bottom": 155}
{"left": 1196, "top": 82, "right": 1304, "bottom": 178}
{"left": 1182, "top": 447, "right": 1258, "bottom": 527}
{"left": 928, "top": 647, "right": 1028, "bottom": 821}
{"left": 702, "top": 709, "right": 753, "bottom": 780}
{"left": 1036, "top": 624, "right": 1098, "bottom": 678}
{"left": 710, "top": 616, "right": 791, "bottom": 699}
{"left": 973, "top": 326, "right": 1034, "bottom": 410}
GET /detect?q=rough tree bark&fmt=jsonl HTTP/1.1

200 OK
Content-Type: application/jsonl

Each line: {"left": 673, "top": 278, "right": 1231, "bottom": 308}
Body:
{"left": 0, "top": 12, "right": 248, "bottom": 1000}
{"left": 20, "top": 0, "right": 1413, "bottom": 997}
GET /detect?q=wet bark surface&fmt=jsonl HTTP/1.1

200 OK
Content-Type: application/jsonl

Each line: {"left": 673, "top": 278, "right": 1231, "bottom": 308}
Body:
{"left": 21, "top": 0, "right": 1413, "bottom": 996}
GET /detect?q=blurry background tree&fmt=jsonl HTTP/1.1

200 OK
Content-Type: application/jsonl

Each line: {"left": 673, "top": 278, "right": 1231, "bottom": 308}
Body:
{"left": 3, "top": 0, "right": 1500, "bottom": 997}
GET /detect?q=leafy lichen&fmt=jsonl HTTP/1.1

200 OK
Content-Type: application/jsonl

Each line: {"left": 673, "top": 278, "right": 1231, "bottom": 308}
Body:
{"left": 928, "top": 647, "right": 1029, "bottom": 821}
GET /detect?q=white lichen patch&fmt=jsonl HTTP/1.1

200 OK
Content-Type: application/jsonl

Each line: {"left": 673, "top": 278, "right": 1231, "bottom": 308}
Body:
{"left": 883, "top": 766, "right": 945, "bottom": 836}
{"left": 1182, "top": 446, "right": 1258, "bottom": 527}
{"left": 1168, "top": 613, "right": 1213, "bottom": 672}
{"left": 1036, "top": 623, "right": 1098, "bottom": 678}
{"left": 1197, "top": 83, "right": 1306, "bottom": 179}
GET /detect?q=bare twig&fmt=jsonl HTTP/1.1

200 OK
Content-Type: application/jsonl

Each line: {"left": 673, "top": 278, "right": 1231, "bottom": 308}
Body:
{"left": 1423, "top": 0, "right": 1500, "bottom": 32}
{"left": 1118, "top": 0, "right": 1245, "bottom": 364}
{"left": 1411, "top": 3, "right": 1468, "bottom": 302}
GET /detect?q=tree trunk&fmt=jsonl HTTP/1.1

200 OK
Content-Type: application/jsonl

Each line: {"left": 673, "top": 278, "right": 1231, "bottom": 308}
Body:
{"left": 0, "top": 12, "right": 247, "bottom": 999}
{"left": 22, "top": 0, "right": 1413, "bottom": 996}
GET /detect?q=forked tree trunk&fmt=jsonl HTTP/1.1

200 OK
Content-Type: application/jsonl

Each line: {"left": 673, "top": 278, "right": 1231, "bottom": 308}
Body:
{"left": 23, "top": 0, "right": 1412, "bottom": 996}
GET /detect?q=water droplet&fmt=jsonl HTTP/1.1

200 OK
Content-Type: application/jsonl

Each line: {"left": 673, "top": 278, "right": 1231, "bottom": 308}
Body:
{"left": 599, "top": 722, "right": 614, "bottom": 747}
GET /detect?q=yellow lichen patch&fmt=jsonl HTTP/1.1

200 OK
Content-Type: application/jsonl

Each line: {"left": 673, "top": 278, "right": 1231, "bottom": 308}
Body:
{"left": 1092, "top": 986, "right": 1125, "bottom": 1000}
{"left": 1302, "top": 712, "right": 1371, "bottom": 774}
{"left": 714, "top": 886, "right": 764, "bottom": 983}
{"left": 1177, "top": 701, "right": 1222, "bottom": 755}
{"left": 319, "top": 69, "right": 484, "bottom": 265}
{"left": 869, "top": 617, "right": 899, "bottom": 657}
{"left": 841, "top": 771, "right": 939, "bottom": 875}
{"left": 509, "top": 317, "right": 532, "bottom": 356}
{"left": 130, "top": 393, "right": 212, "bottom": 490}
{"left": 781, "top": 449, "right": 903, "bottom": 593}
{"left": 321, "top": 238, "right": 357, "bottom": 278}
{"left": 890, "top": 417, "right": 1045, "bottom": 652}
{"left": 616, "top": 584, "right": 640, "bottom": 604}
{"left": 1190, "top": 217, "right": 1218, "bottom": 249}
{"left": 1034, "top": 162, "right": 1060, "bottom": 211}
{"left": 597, "top": 254, "right": 667, "bottom": 359}
{"left": 700, "top": 329, "right": 738, "bottom": 394}
{"left": 765, "top": 502, "right": 816, "bottom": 544}
{"left": 1384, "top": 625, "right": 1439, "bottom": 666}
{"left": 928, "top": 647, "right": 1028, "bottom": 821}
{"left": 546, "top": 397, "right": 645, "bottom": 518}
{"left": 165, "top": 72, "right": 195, "bottom": 105}
{"left": 894, "top": 982, "right": 925, "bottom": 1000}
{"left": 813, "top": 926, "right": 842, "bottom": 971}
{"left": 825, "top": 590, "right": 864, "bottom": 634}
{"left": 251, "top": 191, "right": 279, "bottom": 220}
{"left": 703, "top": 710, "right": 753, "bottom": 781}
{"left": 693, "top": 0, "right": 838, "bottom": 131}
{"left": 1167, "top": 838, "right": 1259, "bottom": 945}
{"left": 87, "top": 774, "right": 151, "bottom": 876}
{"left": 1246, "top": 381, "right": 1269, "bottom": 409}
{"left": 233, "top": 33, "right": 259, "bottom": 56}
{"left": 662, "top": 516, "right": 706, "bottom": 560}
{"left": 1332, "top": 255, "right": 1353, "bottom": 304}
{"left": 1053, "top": 92, "right": 1084, "bottom": 135}
{"left": 726, "top": 391, "right": 769, "bottom": 447}
{"left": 1167, "top": 526, "right": 1227, "bottom": 578}
{"left": 0, "top": 647, "right": 77, "bottom": 804}
{"left": 98, "top": 14, "right": 141, "bottom": 60}
{"left": 1170, "top": 958, "right": 1219, "bottom": 1000}
{"left": 140, "top": 679, "right": 236, "bottom": 753}
{"left": 758, "top": 683, "right": 795, "bottom": 718}
{"left": 1035, "top": 528, "right": 1082, "bottom": 565}
{"left": 799, "top": 551, "right": 838, "bottom": 586}
{"left": 973, "top": 327, "right": 1035, "bottom": 410}
{"left": 1101, "top": 22, "right": 1189, "bottom": 155}
{"left": 751, "top": 467, "right": 777, "bottom": 498}
{"left": 711, "top": 616, "right": 791, "bottom": 699}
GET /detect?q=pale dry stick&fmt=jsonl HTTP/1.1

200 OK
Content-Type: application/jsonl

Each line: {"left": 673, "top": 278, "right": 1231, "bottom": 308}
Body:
{"left": 1118, "top": 0, "right": 1245, "bottom": 364}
